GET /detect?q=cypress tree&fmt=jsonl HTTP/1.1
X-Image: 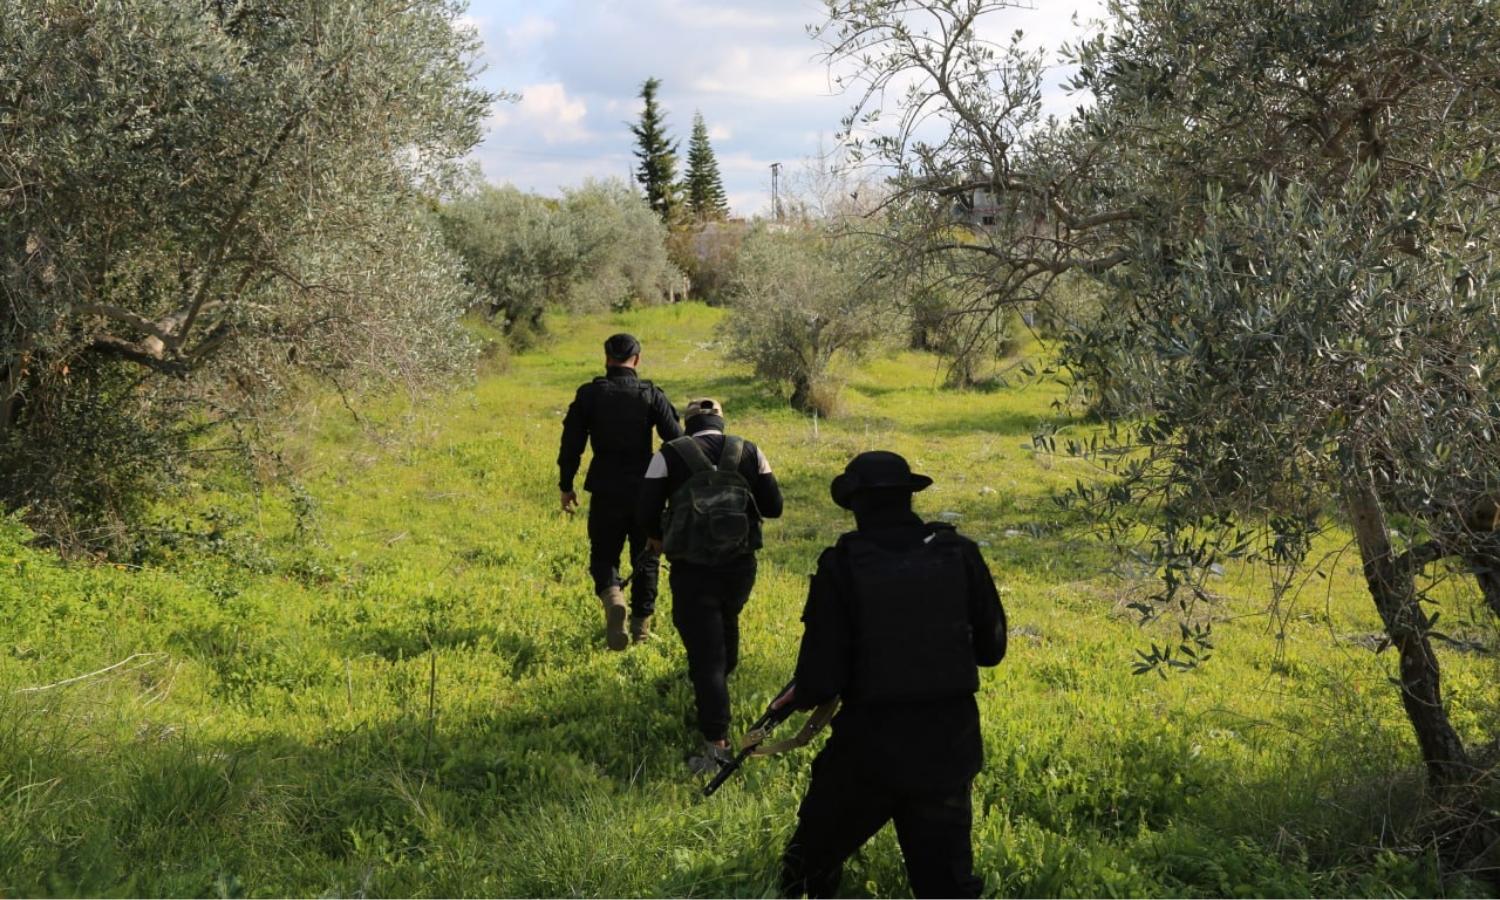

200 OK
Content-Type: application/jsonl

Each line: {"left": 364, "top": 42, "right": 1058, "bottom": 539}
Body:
{"left": 684, "top": 111, "right": 730, "bottom": 222}
{"left": 630, "top": 77, "right": 679, "bottom": 222}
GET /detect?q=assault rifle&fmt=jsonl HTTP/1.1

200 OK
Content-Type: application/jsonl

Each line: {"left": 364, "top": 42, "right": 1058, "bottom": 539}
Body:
{"left": 702, "top": 681, "right": 838, "bottom": 797}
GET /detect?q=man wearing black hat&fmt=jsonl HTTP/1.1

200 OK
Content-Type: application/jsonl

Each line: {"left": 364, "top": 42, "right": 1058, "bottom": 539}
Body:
{"left": 775, "top": 451, "right": 1007, "bottom": 899}
{"left": 558, "top": 333, "right": 683, "bottom": 651}
{"left": 636, "top": 397, "right": 784, "bottom": 773}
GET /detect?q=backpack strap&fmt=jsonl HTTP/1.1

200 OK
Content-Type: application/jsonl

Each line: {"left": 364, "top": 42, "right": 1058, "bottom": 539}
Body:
{"left": 668, "top": 435, "right": 714, "bottom": 474}
{"left": 924, "top": 522, "right": 960, "bottom": 544}
{"left": 718, "top": 435, "right": 746, "bottom": 474}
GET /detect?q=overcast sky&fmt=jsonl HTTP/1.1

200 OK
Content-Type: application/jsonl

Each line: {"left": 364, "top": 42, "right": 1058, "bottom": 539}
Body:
{"left": 466, "top": 0, "right": 1106, "bottom": 216}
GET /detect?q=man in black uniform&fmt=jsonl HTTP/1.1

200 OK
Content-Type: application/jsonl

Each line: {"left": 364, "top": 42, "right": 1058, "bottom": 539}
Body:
{"left": 776, "top": 451, "right": 1007, "bottom": 899}
{"left": 558, "top": 333, "right": 683, "bottom": 651}
{"left": 636, "top": 398, "right": 784, "bottom": 772}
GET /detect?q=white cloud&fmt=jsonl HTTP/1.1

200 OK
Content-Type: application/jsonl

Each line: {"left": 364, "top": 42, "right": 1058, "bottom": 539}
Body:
{"left": 715, "top": 151, "right": 775, "bottom": 177}
{"left": 454, "top": 13, "right": 487, "bottom": 35}
{"left": 691, "top": 47, "right": 831, "bottom": 100}
{"left": 663, "top": 2, "right": 786, "bottom": 31}
{"left": 726, "top": 189, "right": 770, "bottom": 217}
{"left": 505, "top": 15, "right": 558, "bottom": 53}
{"left": 491, "top": 81, "right": 591, "bottom": 143}
{"left": 482, "top": 156, "right": 621, "bottom": 198}
{"left": 465, "top": 0, "right": 1103, "bottom": 216}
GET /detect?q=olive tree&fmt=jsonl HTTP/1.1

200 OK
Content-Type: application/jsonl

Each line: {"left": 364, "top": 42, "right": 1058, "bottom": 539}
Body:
{"left": 561, "top": 179, "right": 686, "bottom": 311}
{"left": 437, "top": 179, "right": 684, "bottom": 342}
{"left": 436, "top": 186, "right": 578, "bottom": 341}
{"left": 1, "top": 0, "right": 491, "bottom": 547}
{"left": 666, "top": 220, "right": 749, "bottom": 304}
{"left": 818, "top": 0, "right": 1500, "bottom": 793}
{"left": 908, "top": 284, "right": 1020, "bottom": 387}
{"left": 723, "top": 228, "right": 891, "bottom": 415}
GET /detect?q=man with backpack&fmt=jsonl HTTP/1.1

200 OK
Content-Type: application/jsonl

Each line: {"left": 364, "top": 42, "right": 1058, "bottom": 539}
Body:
{"left": 558, "top": 333, "right": 683, "bottom": 651}
{"left": 775, "top": 451, "right": 1007, "bottom": 899}
{"left": 636, "top": 398, "right": 784, "bottom": 772}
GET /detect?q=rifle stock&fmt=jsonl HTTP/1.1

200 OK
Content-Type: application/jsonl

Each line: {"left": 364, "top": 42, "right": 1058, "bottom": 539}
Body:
{"left": 702, "top": 743, "right": 759, "bottom": 797}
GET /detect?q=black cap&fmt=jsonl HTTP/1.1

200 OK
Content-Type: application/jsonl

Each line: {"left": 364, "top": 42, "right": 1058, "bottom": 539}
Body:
{"left": 830, "top": 451, "right": 933, "bottom": 510}
{"left": 604, "top": 333, "right": 641, "bottom": 361}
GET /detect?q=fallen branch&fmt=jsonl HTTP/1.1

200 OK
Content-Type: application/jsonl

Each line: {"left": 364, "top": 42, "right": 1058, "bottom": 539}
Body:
{"left": 14, "top": 652, "right": 166, "bottom": 694}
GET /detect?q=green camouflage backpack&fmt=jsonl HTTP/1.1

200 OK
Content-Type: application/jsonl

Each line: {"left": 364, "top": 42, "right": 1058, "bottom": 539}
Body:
{"left": 661, "top": 435, "right": 762, "bottom": 565}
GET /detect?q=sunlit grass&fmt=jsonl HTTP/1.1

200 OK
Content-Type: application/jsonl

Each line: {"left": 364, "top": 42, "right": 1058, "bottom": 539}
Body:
{"left": 0, "top": 302, "right": 1494, "bottom": 896}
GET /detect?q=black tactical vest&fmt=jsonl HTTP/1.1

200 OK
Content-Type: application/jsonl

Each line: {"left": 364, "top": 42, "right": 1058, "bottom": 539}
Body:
{"left": 583, "top": 376, "right": 656, "bottom": 493}
{"left": 839, "top": 524, "right": 979, "bottom": 704}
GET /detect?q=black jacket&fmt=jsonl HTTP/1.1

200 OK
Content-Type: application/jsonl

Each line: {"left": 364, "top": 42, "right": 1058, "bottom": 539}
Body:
{"left": 557, "top": 367, "right": 682, "bottom": 495}
{"left": 636, "top": 431, "right": 785, "bottom": 545}
{"left": 791, "top": 508, "right": 1007, "bottom": 791}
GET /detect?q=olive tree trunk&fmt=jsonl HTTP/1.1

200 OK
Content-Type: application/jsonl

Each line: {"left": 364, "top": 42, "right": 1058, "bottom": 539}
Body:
{"left": 1346, "top": 455, "right": 1472, "bottom": 787}
{"left": 1466, "top": 546, "right": 1500, "bottom": 620}
{"left": 789, "top": 374, "right": 812, "bottom": 412}
{"left": 0, "top": 376, "right": 17, "bottom": 436}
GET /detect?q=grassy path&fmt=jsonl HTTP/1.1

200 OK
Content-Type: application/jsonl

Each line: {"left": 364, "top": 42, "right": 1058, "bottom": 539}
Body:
{"left": 0, "top": 303, "right": 1489, "bottom": 895}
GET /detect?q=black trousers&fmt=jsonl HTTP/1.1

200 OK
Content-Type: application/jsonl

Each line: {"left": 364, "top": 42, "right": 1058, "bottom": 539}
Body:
{"left": 669, "top": 560, "right": 757, "bottom": 742}
{"left": 781, "top": 749, "right": 982, "bottom": 899}
{"left": 587, "top": 492, "right": 658, "bottom": 618}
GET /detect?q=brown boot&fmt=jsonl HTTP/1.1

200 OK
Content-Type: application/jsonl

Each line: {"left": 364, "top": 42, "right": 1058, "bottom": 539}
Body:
{"left": 629, "top": 615, "right": 652, "bottom": 644}
{"left": 599, "top": 586, "right": 628, "bottom": 651}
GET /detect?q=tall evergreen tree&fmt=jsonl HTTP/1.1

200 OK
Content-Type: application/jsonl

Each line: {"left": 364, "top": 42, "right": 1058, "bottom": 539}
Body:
{"left": 630, "top": 77, "right": 679, "bottom": 222}
{"left": 684, "top": 111, "right": 730, "bottom": 221}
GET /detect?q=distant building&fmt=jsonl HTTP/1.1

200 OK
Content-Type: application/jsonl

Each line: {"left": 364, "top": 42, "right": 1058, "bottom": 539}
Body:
{"left": 951, "top": 185, "right": 1052, "bottom": 237}
{"left": 953, "top": 187, "right": 1005, "bottom": 229}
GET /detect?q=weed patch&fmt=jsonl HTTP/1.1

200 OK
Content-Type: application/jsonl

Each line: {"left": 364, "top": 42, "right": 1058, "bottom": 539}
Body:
{"left": 0, "top": 305, "right": 1491, "bottom": 896}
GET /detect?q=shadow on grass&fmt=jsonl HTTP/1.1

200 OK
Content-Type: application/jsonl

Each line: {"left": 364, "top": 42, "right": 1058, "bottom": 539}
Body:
{"left": 844, "top": 381, "right": 923, "bottom": 399}
{"left": 676, "top": 374, "right": 789, "bottom": 418}
{"left": 760, "top": 464, "right": 1118, "bottom": 588}
{"left": 922, "top": 405, "right": 1058, "bottom": 438}
{"left": 762, "top": 468, "right": 850, "bottom": 531}
{"left": 348, "top": 626, "right": 545, "bottom": 678}
{"left": 3, "top": 646, "right": 1442, "bottom": 898}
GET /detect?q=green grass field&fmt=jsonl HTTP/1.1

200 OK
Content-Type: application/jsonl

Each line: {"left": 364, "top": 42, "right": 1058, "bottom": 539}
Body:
{"left": 2, "top": 302, "right": 1495, "bottom": 896}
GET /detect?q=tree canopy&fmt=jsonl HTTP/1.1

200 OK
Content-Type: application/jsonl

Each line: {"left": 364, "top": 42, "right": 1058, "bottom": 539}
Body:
{"left": 1, "top": 0, "right": 491, "bottom": 547}
{"left": 437, "top": 180, "right": 684, "bottom": 344}
{"left": 631, "top": 77, "right": 680, "bottom": 222}
{"left": 684, "top": 112, "right": 731, "bottom": 222}
{"left": 819, "top": 0, "right": 1500, "bottom": 793}
{"left": 724, "top": 228, "right": 892, "bottom": 415}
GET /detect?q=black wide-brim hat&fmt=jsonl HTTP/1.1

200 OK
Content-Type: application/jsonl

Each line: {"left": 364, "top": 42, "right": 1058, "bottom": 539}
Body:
{"left": 830, "top": 450, "right": 933, "bottom": 510}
